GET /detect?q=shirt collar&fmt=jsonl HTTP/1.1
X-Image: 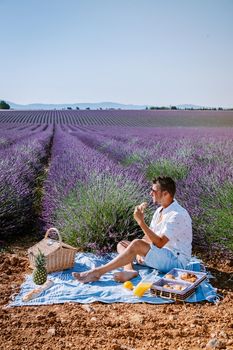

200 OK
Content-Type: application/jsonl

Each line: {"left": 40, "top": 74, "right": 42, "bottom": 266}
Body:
{"left": 160, "top": 198, "right": 177, "bottom": 215}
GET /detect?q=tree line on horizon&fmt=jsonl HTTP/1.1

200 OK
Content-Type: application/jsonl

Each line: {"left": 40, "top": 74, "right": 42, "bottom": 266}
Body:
{"left": 147, "top": 106, "right": 228, "bottom": 111}
{"left": 0, "top": 101, "right": 10, "bottom": 109}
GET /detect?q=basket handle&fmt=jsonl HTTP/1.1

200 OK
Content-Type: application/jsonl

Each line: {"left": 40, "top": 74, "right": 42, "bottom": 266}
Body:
{"left": 45, "top": 227, "right": 62, "bottom": 247}
{"left": 159, "top": 290, "right": 173, "bottom": 300}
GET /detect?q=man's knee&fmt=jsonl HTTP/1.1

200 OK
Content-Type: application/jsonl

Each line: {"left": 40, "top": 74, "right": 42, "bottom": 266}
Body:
{"left": 129, "top": 239, "right": 143, "bottom": 252}
{"left": 117, "top": 240, "right": 129, "bottom": 252}
{"left": 129, "top": 239, "right": 150, "bottom": 255}
{"left": 117, "top": 241, "right": 123, "bottom": 251}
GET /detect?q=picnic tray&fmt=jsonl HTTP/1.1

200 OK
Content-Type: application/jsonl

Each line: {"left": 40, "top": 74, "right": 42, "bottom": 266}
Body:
{"left": 150, "top": 268, "right": 207, "bottom": 301}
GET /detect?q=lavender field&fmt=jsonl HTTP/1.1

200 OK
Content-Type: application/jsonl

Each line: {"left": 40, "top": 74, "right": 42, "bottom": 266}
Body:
{"left": 0, "top": 110, "right": 233, "bottom": 255}
{"left": 1, "top": 109, "right": 233, "bottom": 126}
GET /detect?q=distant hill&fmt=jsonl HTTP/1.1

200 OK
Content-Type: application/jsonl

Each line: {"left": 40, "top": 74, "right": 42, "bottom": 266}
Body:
{"left": 1, "top": 100, "right": 227, "bottom": 110}
{"left": 5, "top": 101, "right": 148, "bottom": 110}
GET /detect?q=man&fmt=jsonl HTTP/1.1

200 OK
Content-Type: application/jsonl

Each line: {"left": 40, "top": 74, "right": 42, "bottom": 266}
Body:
{"left": 73, "top": 176, "right": 192, "bottom": 283}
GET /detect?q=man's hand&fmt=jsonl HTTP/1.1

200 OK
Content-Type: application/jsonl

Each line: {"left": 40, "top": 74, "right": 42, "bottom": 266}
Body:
{"left": 134, "top": 205, "right": 144, "bottom": 226}
{"left": 136, "top": 254, "right": 145, "bottom": 264}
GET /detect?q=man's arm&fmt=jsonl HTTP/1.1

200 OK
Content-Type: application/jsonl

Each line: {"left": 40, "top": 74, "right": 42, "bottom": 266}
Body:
{"left": 134, "top": 206, "right": 169, "bottom": 249}
{"left": 141, "top": 235, "right": 152, "bottom": 243}
{"left": 139, "top": 221, "right": 169, "bottom": 248}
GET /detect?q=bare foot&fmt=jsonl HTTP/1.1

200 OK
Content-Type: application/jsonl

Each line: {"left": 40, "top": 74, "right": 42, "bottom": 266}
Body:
{"left": 72, "top": 270, "right": 101, "bottom": 283}
{"left": 113, "top": 270, "right": 138, "bottom": 282}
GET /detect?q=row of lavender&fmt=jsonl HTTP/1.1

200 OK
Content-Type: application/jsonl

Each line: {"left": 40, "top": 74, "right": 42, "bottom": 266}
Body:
{"left": 0, "top": 124, "right": 42, "bottom": 150}
{"left": 1, "top": 109, "right": 233, "bottom": 127}
{"left": 41, "top": 124, "right": 233, "bottom": 251}
{"left": 0, "top": 124, "right": 53, "bottom": 236}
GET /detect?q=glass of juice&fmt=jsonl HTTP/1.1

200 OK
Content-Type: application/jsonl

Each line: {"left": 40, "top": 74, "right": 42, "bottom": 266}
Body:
{"left": 133, "top": 270, "right": 158, "bottom": 297}
{"left": 133, "top": 281, "right": 153, "bottom": 297}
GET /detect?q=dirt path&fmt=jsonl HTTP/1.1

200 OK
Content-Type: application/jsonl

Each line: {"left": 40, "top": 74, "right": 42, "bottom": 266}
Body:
{"left": 0, "top": 239, "right": 232, "bottom": 350}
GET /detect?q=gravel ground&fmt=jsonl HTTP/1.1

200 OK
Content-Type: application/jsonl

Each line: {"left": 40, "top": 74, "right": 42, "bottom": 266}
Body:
{"left": 0, "top": 238, "right": 232, "bottom": 350}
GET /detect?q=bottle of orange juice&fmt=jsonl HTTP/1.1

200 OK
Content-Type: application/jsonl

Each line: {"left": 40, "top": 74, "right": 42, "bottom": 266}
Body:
{"left": 133, "top": 270, "right": 158, "bottom": 297}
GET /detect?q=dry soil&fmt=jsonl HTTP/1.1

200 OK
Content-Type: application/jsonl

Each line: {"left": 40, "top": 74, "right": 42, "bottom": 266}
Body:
{"left": 0, "top": 237, "right": 232, "bottom": 350}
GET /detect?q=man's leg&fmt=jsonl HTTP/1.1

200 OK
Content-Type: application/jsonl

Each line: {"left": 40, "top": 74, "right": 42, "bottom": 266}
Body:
{"left": 72, "top": 239, "right": 151, "bottom": 283}
{"left": 113, "top": 240, "right": 148, "bottom": 282}
{"left": 116, "top": 240, "right": 133, "bottom": 269}
{"left": 114, "top": 240, "right": 137, "bottom": 282}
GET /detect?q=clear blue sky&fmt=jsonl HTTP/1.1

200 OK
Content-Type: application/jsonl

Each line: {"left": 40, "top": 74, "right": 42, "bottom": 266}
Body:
{"left": 0, "top": 0, "right": 233, "bottom": 107}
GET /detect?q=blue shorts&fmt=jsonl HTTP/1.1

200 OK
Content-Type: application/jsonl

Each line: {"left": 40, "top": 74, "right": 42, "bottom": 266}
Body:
{"left": 144, "top": 244, "right": 186, "bottom": 273}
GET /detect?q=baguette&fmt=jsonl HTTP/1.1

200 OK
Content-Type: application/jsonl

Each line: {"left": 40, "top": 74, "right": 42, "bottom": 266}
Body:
{"left": 22, "top": 280, "right": 54, "bottom": 301}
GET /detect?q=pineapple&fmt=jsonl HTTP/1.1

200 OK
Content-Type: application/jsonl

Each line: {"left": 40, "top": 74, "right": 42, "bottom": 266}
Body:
{"left": 33, "top": 249, "right": 47, "bottom": 285}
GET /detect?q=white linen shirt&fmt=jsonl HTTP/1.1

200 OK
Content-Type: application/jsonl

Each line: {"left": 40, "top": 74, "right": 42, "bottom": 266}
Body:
{"left": 149, "top": 199, "right": 192, "bottom": 265}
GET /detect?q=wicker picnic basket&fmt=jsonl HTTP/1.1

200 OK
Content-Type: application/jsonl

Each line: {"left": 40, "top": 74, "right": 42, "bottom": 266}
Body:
{"left": 28, "top": 228, "right": 78, "bottom": 273}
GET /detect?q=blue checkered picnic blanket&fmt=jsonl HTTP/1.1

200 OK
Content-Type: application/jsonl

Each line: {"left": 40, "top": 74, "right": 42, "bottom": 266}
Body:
{"left": 8, "top": 253, "right": 219, "bottom": 307}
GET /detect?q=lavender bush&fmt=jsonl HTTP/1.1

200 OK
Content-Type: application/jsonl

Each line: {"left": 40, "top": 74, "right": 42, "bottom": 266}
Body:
{"left": 0, "top": 125, "right": 53, "bottom": 236}
{"left": 55, "top": 173, "right": 150, "bottom": 252}
{"left": 145, "top": 160, "right": 189, "bottom": 181}
{"left": 41, "top": 125, "right": 151, "bottom": 252}
{"left": 199, "top": 182, "right": 233, "bottom": 250}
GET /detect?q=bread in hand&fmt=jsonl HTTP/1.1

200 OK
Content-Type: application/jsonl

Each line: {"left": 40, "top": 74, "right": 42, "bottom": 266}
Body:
{"left": 138, "top": 202, "right": 148, "bottom": 212}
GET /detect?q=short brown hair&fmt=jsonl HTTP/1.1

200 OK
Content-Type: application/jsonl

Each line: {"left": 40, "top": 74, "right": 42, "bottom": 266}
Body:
{"left": 153, "top": 176, "right": 176, "bottom": 197}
